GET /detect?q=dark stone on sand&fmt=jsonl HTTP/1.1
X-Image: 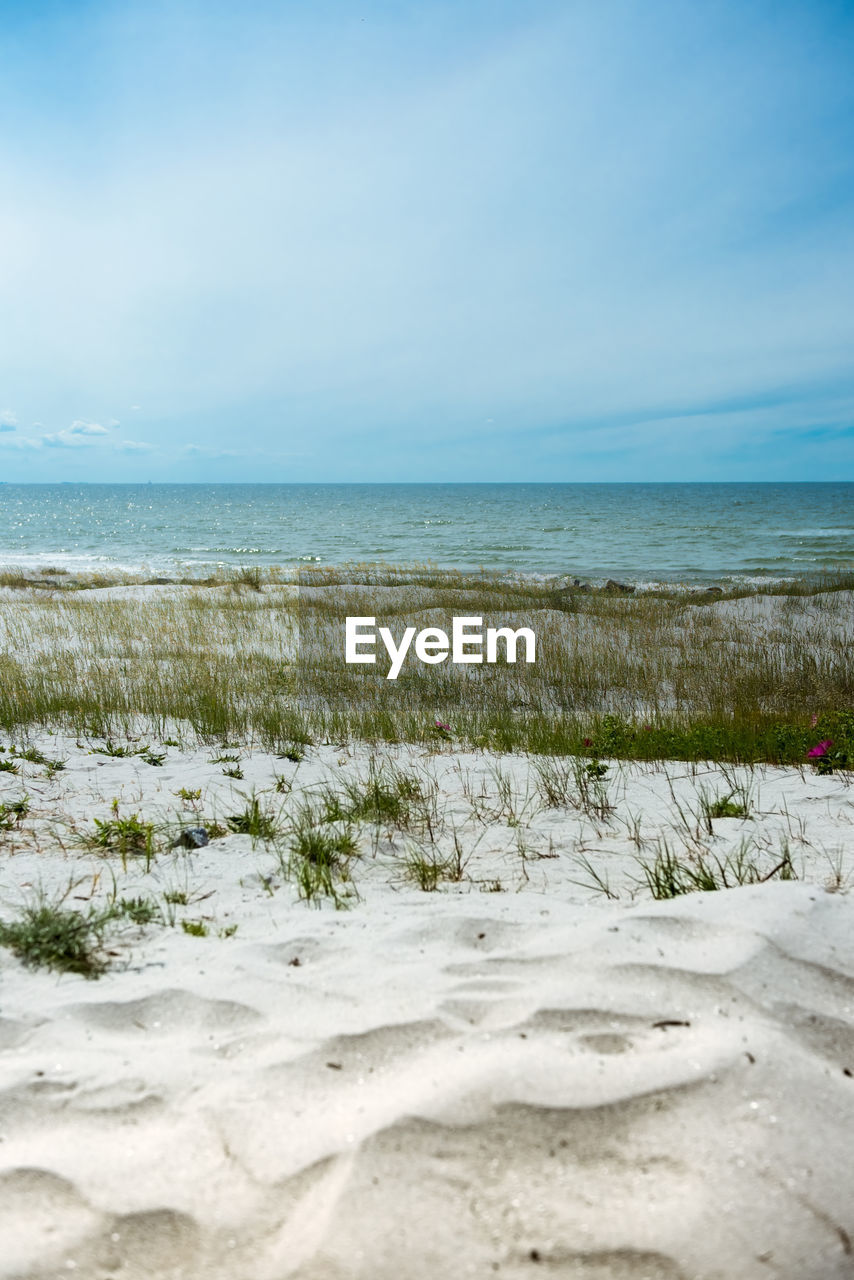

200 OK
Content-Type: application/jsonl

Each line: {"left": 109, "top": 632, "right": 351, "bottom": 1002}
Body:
{"left": 173, "top": 827, "right": 210, "bottom": 850}
{"left": 704, "top": 586, "right": 724, "bottom": 595}
{"left": 604, "top": 579, "right": 635, "bottom": 594}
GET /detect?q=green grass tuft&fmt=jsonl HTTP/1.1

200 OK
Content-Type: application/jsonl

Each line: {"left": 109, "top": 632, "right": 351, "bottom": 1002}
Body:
{"left": 283, "top": 802, "right": 358, "bottom": 906}
{"left": 88, "top": 813, "right": 157, "bottom": 868}
{"left": 637, "top": 838, "right": 796, "bottom": 900}
{"left": 226, "top": 793, "right": 281, "bottom": 841}
{"left": 701, "top": 794, "right": 751, "bottom": 821}
{"left": 0, "top": 796, "right": 30, "bottom": 830}
{"left": 0, "top": 895, "right": 114, "bottom": 977}
{"left": 181, "top": 919, "right": 209, "bottom": 937}
{"left": 115, "top": 896, "right": 161, "bottom": 925}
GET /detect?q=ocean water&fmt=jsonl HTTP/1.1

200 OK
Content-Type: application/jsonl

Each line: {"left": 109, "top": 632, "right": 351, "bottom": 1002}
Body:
{"left": 0, "top": 482, "right": 852, "bottom": 585}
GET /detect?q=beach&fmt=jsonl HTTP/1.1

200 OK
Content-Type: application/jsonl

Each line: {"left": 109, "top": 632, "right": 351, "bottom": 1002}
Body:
{"left": 1, "top": 674, "right": 854, "bottom": 1277}
{"left": 4, "top": 0, "right": 853, "bottom": 1268}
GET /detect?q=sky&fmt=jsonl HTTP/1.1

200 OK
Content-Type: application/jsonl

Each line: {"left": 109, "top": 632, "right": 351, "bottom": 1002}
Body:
{"left": 0, "top": 0, "right": 853, "bottom": 482}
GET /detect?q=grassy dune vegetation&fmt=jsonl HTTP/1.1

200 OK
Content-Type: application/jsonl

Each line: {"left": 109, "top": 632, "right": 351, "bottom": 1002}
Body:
{"left": 0, "top": 564, "right": 852, "bottom": 765}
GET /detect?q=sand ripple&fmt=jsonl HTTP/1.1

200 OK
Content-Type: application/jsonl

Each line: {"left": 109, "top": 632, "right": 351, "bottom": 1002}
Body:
{"left": 1, "top": 885, "right": 853, "bottom": 1278}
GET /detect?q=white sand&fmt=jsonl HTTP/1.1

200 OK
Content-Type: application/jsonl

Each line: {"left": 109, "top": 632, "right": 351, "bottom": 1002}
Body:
{"left": 1, "top": 740, "right": 853, "bottom": 1278}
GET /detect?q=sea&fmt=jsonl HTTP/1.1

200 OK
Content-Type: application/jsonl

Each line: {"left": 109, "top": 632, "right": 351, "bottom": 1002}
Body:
{"left": 0, "top": 482, "right": 852, "bottom": 587}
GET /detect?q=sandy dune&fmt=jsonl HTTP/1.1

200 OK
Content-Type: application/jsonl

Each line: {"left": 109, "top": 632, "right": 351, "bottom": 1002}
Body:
{"left": 1, "top": 743, "right": 853, "bottom": 1278}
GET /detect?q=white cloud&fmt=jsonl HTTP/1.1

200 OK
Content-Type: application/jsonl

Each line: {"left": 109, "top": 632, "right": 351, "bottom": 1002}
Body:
{"left": 68, "top": 420, "right": 110, "bottom": 435}
{"left": 42, "top": 434, "right": 81, "bottom": 448}
{"left": 115, "top": 439, "right": 154, "bottom": 452}
{"left": 40, "top": 419, "right": 117, "bottom": 447}
{"left": 0, "top": 409, "right": 17, "bottom": 429}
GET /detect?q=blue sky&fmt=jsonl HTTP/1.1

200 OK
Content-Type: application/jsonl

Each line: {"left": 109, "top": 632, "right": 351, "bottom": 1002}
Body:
{"left": 1, "top": 0, "right": 853, "bottom": 481}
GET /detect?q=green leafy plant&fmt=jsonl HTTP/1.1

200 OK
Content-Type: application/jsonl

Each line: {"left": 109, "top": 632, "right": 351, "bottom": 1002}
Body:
{"left": 181, "top": 919, "right": 209, "bottom": 937}
{"left": 585, "top": 759, "right": 608, "bottom": 779}
{"left": 175, "top": 787, "right": 202, "bottom": 804}
{"left": 571, "top": 757, "right": 612, "bottom": 820}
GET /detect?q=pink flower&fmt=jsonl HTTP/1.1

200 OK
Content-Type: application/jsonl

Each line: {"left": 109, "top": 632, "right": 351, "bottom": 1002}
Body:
{"left": 807, "top": 739, "right": 833, "bottom": 759}
{"left": 435, "top": 720, "right": 451, "bottom": 732}
{"left": 583, "top": 737, "right": 593, "bottom": 748}
{"left": 643, "top": 724, "right": 653, "bottom": 732}
{"left": 809, "top": 713, "right": 819, "bottom": 728}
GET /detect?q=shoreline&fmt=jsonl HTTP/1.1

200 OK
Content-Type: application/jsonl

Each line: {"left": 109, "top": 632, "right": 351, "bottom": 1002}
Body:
{"left": 2, "top": 558, "right": 854, "bottom": 596}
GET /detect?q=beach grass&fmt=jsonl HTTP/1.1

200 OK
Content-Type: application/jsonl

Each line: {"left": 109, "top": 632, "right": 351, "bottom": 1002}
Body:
{"left": 637, "top": 836, "right": 797, "bottom": 899}
{"left": 0, "top": 564, "right": 851, "bottom": 766}
{"left": 0, "top": 892, "right": 116, "bottom": 977}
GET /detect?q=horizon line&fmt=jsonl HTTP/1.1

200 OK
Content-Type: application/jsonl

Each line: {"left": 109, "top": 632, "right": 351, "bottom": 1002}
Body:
{"left": 2, "top": 479, "right": 853, "bottom": 487}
